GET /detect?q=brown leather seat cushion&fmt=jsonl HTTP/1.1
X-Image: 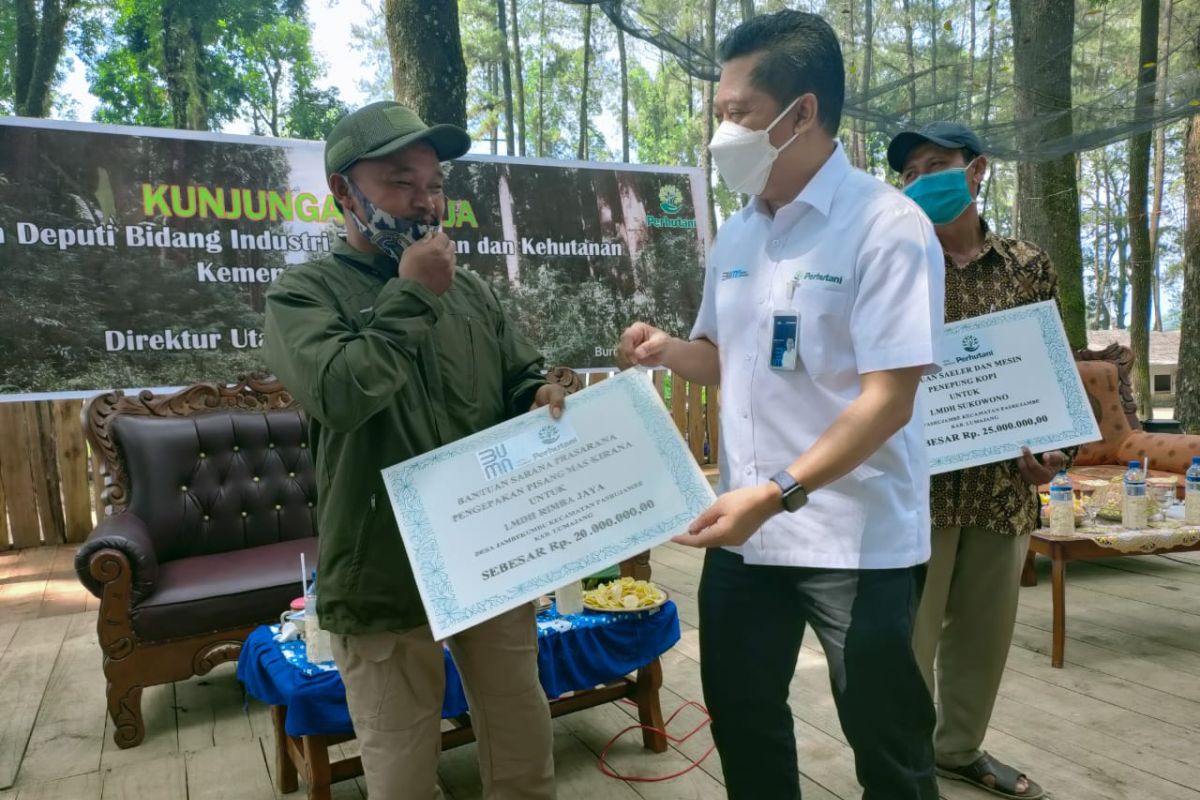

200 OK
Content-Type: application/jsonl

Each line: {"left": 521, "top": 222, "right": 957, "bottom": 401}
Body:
{"left": 131, "top": 538, "right": 318, "bottom": 642}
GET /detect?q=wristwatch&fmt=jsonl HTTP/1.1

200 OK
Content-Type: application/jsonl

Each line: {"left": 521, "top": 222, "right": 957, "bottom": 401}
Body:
{"left": 769, "top": 470, "right": 809, "bottom": 513}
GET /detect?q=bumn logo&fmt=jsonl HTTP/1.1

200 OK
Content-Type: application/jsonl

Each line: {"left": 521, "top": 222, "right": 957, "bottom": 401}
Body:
{"left": 962, "top": 335, "right": 981, "bottom": 352}
{"left": 658, "top": 185, "right": 684, "bottom": 215}
{"left": 477, "top": 443, "right": 514, "bottom": 480}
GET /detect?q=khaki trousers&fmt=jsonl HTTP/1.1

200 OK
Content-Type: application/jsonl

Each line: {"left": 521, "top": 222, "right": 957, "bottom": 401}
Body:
{"left": 331, "top": 604, "right": 555, "bottom": 799}
{"left": 912, "top": 527, "right": 1029, "bottom": 769}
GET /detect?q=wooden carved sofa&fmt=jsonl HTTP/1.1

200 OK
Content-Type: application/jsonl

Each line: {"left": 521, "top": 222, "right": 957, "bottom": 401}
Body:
{"left": 76, "top": 376, "right": 320, "bottom": 748}
{"left": 1072, "top": 343, "right": 1200, "bottom": 485}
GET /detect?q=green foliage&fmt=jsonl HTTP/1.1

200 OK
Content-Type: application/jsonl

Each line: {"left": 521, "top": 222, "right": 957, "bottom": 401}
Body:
{"left": 0, "top": 1, "right": 16, "bottom": 115}
{"left": 628, "top": 62, "right": 702, "bottom": 167}
{"left": 83, "top": 0, "right": 344, "bottom": 137}
{"left": 348, "top": 0, "right": 392, "bottom": 102}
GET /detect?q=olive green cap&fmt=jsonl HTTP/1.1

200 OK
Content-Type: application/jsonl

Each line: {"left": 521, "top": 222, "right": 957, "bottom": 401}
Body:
{"left": 324, "top": 101, "right": 471, "bottom": 175}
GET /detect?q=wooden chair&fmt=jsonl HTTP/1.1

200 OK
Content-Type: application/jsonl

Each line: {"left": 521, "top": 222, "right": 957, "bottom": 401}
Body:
{"left": 76, "top": 376, "right": 319, "bottom": 748}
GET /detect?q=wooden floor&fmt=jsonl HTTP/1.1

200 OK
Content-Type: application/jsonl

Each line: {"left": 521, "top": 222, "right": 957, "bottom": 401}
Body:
{"left": 2, "top": 544, "right": 1200, "bottom": 800}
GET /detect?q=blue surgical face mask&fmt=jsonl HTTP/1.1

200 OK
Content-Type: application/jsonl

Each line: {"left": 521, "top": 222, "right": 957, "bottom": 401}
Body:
{"left": 339, "top": 175, "right": 440, "bottom": 261}
{"left": 903, "top": 158, "right": 979, "bottom": 225}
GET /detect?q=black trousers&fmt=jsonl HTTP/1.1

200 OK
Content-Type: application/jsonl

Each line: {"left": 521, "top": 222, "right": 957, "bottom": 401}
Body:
{"left": 699, "top": 547, "right": 938, "bottom": 800}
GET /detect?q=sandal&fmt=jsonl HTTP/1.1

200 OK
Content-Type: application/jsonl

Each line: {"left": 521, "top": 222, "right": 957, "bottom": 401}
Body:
{"left": 937, "top": 752, "right": 1045, "bottom": 799}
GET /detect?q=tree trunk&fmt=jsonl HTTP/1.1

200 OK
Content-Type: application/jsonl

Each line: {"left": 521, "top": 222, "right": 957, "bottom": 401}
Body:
{"left": 268, "top": 62, "right": 282, "bottom": 137}
{"left": 982, "top": 4, "right": 996, "bottom": 125}
{"left": 739, "top": 0, "right": 755, "bottom": 21}
{"left": 577, "top": 4, "right": 592, "bottom": 161}
{"left": 703, "top": 0, "right": 716, "bottom": 237}
{"left": 161, "top": 0, "right": 209, "bottom": 130}
{"left": 1128, "top": 0, "right": 1159, "bottom": 419}
{"left": 855, "top": 0, "right": 875, "bottom": 169}
{"left": 1117, "top": 223, "right": 1130, "bottom": 329}
{"left": 1098, "top": 151, "right": 1112, "bottom": 329}
{"left": 902, "top": 0, "right": 917, "bottom": 116}
{"left": 1149, "top": 0, "right": 1172, "bottom": 332}
{"left": 489, "top": 63, "right": 499, "bottom": 155}
{"left": 1177, "top": 57, "right": 1200, "bottom": 431}
{"left": 618, "top": 25, "right": 629, "bottom": 163}
{"left": 13, "top": 0, "right": 36, "bottom": 113}
{"left": 537, "top": 0, "right": 546, "bottom": 157}
{"left": 496, "top": 0, "right": 515, "bottom": 156}
{"left": 13, "top": 0, "right": 76, "bottom": 118}
{"left": 1092, "top": 155, "right": 1103, "bottom": 328}
{"left": 1103, "top": 149, "right": 1130, "bottom": 328}
{"left": 930, "top": 0, "right": 939, "bottom": 107}
{"left": 1177, "top": 7, "right": 1200, "bottom": 432}
{"left": 845, "top": 0, "right": 862, "bottom": 167}
{"left": 968, "top": 0, "right": 976, "bottom": 123}
{"left": 510, "top": 0, "right": 526, "bottom": 156}
{"left": 385, "top": 0, "right": 467, "bottom": 128}
{"left": 686, "top": 33, "right": 694, "bottom": 118}
{"left": 1012, "top": 0, "right": 1087, "bottom": 350}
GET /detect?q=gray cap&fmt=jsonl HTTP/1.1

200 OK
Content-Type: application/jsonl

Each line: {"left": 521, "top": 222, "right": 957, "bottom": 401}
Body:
{"left": 887, "top": 121, "right": 985, "bottom": 173}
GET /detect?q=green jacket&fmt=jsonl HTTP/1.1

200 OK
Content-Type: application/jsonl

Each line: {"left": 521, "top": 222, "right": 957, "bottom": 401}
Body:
{"left": 264, "top": 240, "right": 547, "bottom": 634}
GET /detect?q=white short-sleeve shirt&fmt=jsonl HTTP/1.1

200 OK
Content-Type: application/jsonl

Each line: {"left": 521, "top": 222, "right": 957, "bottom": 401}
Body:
{"left": 691, "top": 143, "right": 945, "bottom": 570}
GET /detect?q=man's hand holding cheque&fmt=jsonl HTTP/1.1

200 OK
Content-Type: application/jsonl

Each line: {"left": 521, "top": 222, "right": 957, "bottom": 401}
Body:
{"left": 531, "top": 383, "right": 567, "bottom": 419}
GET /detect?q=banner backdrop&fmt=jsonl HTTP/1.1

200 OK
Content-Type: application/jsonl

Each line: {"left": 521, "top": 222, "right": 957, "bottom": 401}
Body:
{"left": 0, "top": 119, "right": 709, "bottom": 401}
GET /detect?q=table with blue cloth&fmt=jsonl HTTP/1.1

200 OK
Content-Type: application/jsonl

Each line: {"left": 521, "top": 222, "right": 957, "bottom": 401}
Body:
{"left": 239, "top": 601, "right": 680, "bottom": 800}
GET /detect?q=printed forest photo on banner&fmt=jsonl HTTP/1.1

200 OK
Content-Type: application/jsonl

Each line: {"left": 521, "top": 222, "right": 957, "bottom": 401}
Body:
{"left": 0, "top": 119, "right": 709, "bottom": 400}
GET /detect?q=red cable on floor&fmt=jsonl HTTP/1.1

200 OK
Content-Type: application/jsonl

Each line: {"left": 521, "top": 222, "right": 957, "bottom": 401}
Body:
{"left": 597, "top": 699, "right": 716, "bottom": 783}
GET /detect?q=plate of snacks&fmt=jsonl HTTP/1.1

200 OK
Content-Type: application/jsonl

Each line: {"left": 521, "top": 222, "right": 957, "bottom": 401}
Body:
{"left": 582, "top": 577, "right": 669, "bottom": 613}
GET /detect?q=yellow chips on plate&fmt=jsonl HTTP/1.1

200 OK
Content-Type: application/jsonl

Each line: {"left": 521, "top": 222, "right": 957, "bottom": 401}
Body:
{"left": 583, "top": 577, "right": 666, "bottom": 611}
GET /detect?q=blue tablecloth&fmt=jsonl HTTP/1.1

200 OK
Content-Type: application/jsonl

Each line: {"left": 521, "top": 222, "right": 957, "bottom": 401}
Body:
{"left": 237, "top": 601, "right": 680, "bottom": 737}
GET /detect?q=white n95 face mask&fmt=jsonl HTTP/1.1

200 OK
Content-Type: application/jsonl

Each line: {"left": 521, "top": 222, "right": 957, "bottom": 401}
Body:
{"left": 708, "top": 97, "right": 801, "bottom": 196}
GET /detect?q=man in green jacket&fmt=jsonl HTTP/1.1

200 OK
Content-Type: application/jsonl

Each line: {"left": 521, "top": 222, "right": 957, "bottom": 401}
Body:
{"left": 264, "top": 101, "right": 562, "bottom": 800}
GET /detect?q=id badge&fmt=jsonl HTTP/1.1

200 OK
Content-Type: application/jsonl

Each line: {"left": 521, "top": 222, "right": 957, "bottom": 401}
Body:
{"left": 769, "top": 310, "right": 799, "bottom": 370}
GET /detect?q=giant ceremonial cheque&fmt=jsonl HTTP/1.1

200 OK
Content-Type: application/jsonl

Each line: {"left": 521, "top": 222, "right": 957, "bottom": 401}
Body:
{"left": 382, "top": 369, "right": 715, "bottom": 640}
{"left": 920, "top": 300, "right": 1102, "bottom": 474}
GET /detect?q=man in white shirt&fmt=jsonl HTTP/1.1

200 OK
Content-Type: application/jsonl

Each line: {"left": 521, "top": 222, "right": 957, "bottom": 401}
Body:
{"left": 618, "top": 11, "right": 944, "bottom": 799}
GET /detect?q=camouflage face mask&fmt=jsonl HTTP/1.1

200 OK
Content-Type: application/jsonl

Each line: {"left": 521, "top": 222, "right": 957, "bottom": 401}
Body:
{"left": 340, "top": 176, "right": 439, "bottom": 261}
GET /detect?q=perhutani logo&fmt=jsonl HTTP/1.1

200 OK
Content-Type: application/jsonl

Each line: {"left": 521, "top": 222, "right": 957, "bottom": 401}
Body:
{"left": 648, "top": 183, "right": 697, "bottom": 229}
{"left": 721, "top": 268, "right": 750, "bottom": 281}
{"left": 962, "top": 335, "right": 981, "bottom": 352}
{"left": 537, "top": 425, "right": 561, "bottom": 445}
{"left": 659, "top": 185, "right": 684, "bottom": 214}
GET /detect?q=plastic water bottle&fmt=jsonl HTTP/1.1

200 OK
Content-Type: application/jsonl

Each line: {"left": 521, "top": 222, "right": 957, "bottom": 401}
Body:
{"left": 1049, "top": 470, "right": 1075, "bottom": 535}
{"left": 303, "top": 574, "right": 333, "bottom": 663}
{"left": 1186, "top": 457, "right": 1200, "bottom": 525}
{"left": 556, "top": 580, "right": 585, "bottom": 616}
{"left": 1123, "top": 460, "right": 1148, "bottom": 530}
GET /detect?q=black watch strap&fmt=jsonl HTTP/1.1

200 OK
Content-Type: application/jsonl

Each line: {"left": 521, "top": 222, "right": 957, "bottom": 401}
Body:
{"left": 769, "top": 470, "right": 808, "bottom": 513}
